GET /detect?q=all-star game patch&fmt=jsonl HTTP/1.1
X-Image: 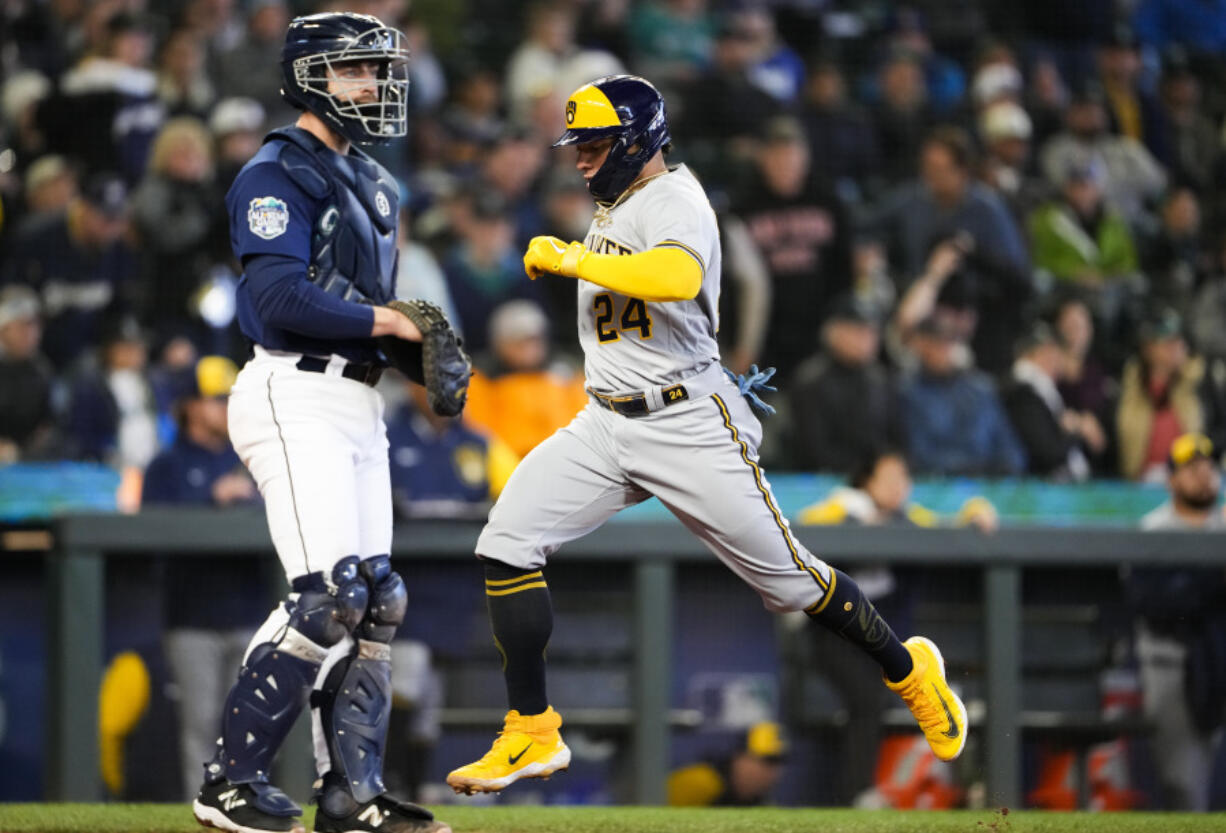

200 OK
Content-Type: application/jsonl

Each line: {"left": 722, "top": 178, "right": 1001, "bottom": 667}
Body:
{"left": 248, "top": 196, "right": 289, "bottom": 240}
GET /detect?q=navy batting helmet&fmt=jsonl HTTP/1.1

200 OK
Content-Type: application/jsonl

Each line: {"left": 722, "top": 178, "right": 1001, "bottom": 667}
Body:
{"left": 552, "top": 75, "right": 672, "bottom": 204}
{"left": 281, "top": 13, "right": 410, "bottom": 146}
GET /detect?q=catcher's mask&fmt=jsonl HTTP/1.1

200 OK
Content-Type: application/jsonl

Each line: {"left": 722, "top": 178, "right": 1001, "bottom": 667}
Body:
{"left": 552, "top": 75, "right": 671, "bottom": 204}
{"left": 280, "top": 12, "right": 410, "bottom": 146}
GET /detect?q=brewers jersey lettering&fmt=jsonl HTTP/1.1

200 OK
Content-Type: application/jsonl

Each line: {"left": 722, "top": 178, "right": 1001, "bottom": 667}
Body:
{"left": 578, "top": 165, "right": 722, "bottom": 392}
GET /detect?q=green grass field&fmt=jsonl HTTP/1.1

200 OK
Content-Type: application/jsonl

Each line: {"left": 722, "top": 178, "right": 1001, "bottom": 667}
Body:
{"left": 1, "top": 805, "right": 1224, "bottom": 833}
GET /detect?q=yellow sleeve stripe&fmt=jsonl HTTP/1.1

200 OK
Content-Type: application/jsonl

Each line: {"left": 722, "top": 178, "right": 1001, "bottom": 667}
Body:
{"left": 485, "top": 570, "right": 543, "bottom": 587}
{"left": 656, "top": 240, "right": 706, "bottom": 273}
{"left": 486, "top": 581, "right": 549, "bottom": 597}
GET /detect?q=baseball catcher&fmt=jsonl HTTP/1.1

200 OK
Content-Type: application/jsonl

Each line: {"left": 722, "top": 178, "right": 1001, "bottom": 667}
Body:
{"left": 195, "top": 11, "right": 455, "bottom": 833}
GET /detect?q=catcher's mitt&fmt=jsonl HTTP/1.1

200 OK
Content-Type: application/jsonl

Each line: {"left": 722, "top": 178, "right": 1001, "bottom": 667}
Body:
{"left": 377, "top": 299, "right": 471, "bottom": 417}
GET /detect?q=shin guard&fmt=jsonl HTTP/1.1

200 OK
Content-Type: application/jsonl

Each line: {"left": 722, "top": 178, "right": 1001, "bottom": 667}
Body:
{"left": 315, "top": 555, "right": 406, "bottom": 807}
{"left": 218, "top": 557, "right": 366, "bottom": 786}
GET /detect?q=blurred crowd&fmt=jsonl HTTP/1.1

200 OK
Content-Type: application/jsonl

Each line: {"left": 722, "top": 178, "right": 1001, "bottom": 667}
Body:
{"left": 5, "top": 0, "right": 1226, "bottom": 489}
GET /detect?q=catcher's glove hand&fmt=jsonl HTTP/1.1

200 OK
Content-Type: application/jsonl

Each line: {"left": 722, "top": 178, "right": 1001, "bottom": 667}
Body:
{"left": 377, "top": 299, "right": 471, "bottom": 417}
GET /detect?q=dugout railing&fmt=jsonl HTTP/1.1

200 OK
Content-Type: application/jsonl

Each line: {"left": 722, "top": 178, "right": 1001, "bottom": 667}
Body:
{"left": 45, "top": 509, "right": 1223, "bottom": 806}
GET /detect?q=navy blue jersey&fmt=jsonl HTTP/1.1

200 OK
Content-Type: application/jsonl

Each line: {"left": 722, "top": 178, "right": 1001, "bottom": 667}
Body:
{"left": 142, "top": 436, "right": 246, "bottom": 505}
{"left": 226, "top": 132, "right": 386, "bottom": 363}
{"left": 386, "top": 405, "right": 491, "bottom": 516}
{"left": 143, "top": 436, "right": 264, "bottom": 629}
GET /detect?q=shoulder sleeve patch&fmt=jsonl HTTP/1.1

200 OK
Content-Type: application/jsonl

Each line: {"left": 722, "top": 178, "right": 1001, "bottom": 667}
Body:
{"left": 247, "top": 196, "right": 289, "bottom": 240}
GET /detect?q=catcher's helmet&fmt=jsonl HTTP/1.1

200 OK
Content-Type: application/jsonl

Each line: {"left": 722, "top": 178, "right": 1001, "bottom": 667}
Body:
{"left": 281, "top": 12, "right": 410, "bottom": 146}
{"left": 552, "top": 75, "right": 671, "bottom": 203}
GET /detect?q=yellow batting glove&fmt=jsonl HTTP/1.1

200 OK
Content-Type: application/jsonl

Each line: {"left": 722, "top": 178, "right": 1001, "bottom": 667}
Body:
{"left": 524, "top": 235, "right": 588, "bottom": 279}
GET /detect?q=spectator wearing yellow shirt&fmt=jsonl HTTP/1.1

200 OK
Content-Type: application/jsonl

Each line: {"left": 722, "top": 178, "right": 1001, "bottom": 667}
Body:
{"left": 799, "top": 448, "right": 997, "bottom": 530}
{"left": 465, "top": 300, "right": 587, "bottom": 458}
{"left": 668, "top": 722, "right": 789, "bottom": 807}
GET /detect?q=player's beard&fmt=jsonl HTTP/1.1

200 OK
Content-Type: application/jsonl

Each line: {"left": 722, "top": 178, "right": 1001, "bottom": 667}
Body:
{"left": 1178, "top": 487, "right": 1220, "bottom": 511}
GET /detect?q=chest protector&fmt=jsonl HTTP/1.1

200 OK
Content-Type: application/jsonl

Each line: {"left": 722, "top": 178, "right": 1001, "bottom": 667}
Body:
{"left": 268, "top": 126, "right": 399, "bottom": 305}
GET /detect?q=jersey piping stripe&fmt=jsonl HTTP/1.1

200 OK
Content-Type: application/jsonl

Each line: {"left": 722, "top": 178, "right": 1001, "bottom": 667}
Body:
{"left": 656, "top": 240, "right": 706, "bottom": 273}
{"left": 486, "top": 581, "right": 550, "bottom": 597}
{"left": 711, "top": 394, "right": 830, "bottom": 596}
{"left": 266, "top": 373, "right": 310, "bottom": 577}
{"left": 485, "top": 571, "right": 544, "bottom": 587}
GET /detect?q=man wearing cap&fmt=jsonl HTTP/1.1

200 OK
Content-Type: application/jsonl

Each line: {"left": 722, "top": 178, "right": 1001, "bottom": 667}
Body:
{"left": 386, "top": 378, "right": 517, "bottom": 521}
{"left": 475, "top": 127, "right": 550, "bottom": 253}
{"left": 898, "top": 313, "right": 1026, "bottom": 476}
{"left": 1095, "top": 24, "right": 1168, "bottom": 163}
{"left": 441, "top": 190, "right": 547, "bottom": 355}
{"left": 141, "top": 356, "right": 266, "bottom": 801}
{"left": 668, "top": 722, "right": 789, "bottom": 807}
{"left": 1039, "top": 82, "right": 1166, "bottom": 228}
{"left": 209, "top": 98, "right": 267, "bottom": 190}
{"left": 978, "top": 101, "right": 1048, "bottom": 224}
{"left": 62, "top": 315, "right": 158, "bottom": 469}
{"left": 464, "top": 299, "right": 587, "bottom": 459}
{"left": 670, "top": 17, "right": 784, "bottom": 181}
{"left": 1127, "top": 432, "right": 1226, "bottom": 809}
{"left": 0, "top": 172, "right": 136, "bottom": 370}
{"left": 1028, "top": 156, "right": 1139, "bottom": 295}
{"left": 1115, "top": 308, "right": 1220, "bottom": 480}
{"left": 789, "top": 294, "right": 902, "bottom": 473}
{"left": 142, "top": 356, "right": 253, "bottom": 506}
{"left": 726, "top": 115, "right": 854, "bottom": 379}
{"left": 797, "top": 61, "right": 878, "bottom": 197}
{"left": 0, "top": 285, "right": 57, "bottom": 462}
{"left": 1157, "top": 53, "right": 1218, "bottom": 191}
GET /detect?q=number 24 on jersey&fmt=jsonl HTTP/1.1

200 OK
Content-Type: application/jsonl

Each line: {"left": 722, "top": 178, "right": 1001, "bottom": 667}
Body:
{"left": 593, "top": 293, "right": 652, "bottom": 342}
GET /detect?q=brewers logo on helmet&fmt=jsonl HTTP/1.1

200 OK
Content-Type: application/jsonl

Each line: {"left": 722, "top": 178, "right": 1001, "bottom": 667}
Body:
{"left": 552, "top": 75, "right": 672, "bottom": 203}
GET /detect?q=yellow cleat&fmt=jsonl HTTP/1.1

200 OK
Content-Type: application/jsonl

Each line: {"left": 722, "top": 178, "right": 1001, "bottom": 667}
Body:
{"left": 446, "top": 707, "right": 571, "bottom": 795}
{"left": 885, "top": 636, "right": 968, "bottom": 762}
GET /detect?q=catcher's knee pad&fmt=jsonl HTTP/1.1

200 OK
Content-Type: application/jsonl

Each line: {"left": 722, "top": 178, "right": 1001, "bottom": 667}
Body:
{"left": 297, "top": 555, "right": 369, "bottom": 642}
{"left": 217, "top": 557, "right": 365, "bottom": 785}
{"left": 313, "top": 555, "right": 402, "bottom": 804}
{"left": 357, "top": 554, "right": 407, "bottom": 644}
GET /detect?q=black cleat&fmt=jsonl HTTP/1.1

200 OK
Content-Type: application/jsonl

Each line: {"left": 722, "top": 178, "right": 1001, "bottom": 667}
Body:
{"left": 313, "top": 773, "right": 450, "bottom": 833}
{"left": 193, "top": 779, "right": 304, "bottom": 833}
{"left": 313, "top": 793, "right": 451, "bottom": 833}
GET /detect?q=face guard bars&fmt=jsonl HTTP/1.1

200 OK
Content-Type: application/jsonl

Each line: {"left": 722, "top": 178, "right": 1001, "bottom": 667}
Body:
{"left": 293, "top": 25, "right": 411, "bottom": 143}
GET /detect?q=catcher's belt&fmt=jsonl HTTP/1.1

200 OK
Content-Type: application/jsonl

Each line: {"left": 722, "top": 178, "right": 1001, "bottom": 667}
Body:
{"left": 296, "top": 355, "right": 383, "bottom": 387}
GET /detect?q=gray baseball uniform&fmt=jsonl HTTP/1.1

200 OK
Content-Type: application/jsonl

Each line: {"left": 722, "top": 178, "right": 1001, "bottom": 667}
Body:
{"left": 476, "top": 164, "right": 835, "bottom": 614}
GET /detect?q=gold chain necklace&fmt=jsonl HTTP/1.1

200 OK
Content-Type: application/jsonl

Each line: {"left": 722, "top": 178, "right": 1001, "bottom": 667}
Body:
{"left": 593, "top": 169, "right": 671, "bottom": 228}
